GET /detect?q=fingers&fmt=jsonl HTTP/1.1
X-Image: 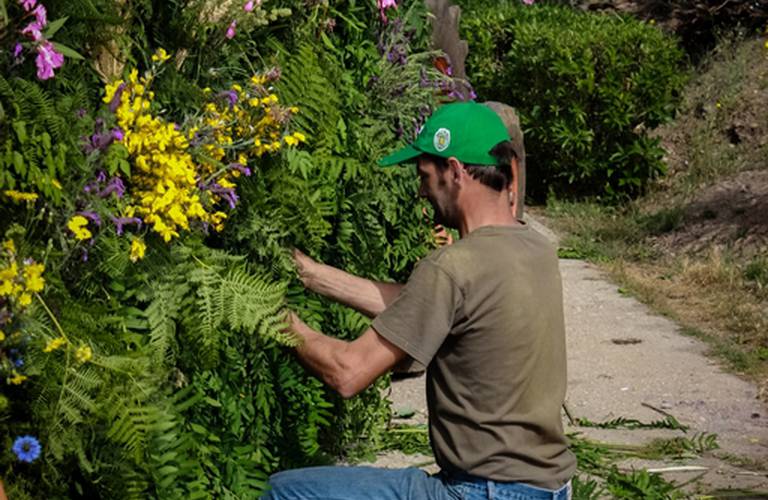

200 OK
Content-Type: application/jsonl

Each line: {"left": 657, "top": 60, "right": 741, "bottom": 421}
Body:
{"left": 291, "top": 248, "right": 316, "bottom": 288}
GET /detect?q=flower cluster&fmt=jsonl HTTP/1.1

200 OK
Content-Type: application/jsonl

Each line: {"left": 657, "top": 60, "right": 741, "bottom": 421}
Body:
{"left": 0, "top": 239, "right": 45, "bottom": 310}
{"left": 1, "top": 239, "right": 44, "bottom": 387}
{"left": 71, "top": 50, "right": 305, "bottom": 261}
{"left": 14, "top": 0, "right": 65, "bottom": 80}
{"left": 3, "top": 190, "right": 39, "bottom": 203}
{"left": 103, "top": 66, "right": 213, "bottom": 242}
{"left": 226, "top": 0, "right": 262, "bottom": 39}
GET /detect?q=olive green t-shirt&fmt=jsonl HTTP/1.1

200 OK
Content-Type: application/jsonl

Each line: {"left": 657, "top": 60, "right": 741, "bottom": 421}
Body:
{"left": 372, "top": 224, "right": 576, "bottom": 489}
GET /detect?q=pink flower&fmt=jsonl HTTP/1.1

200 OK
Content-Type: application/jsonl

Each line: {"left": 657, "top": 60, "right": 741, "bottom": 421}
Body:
{"left": 32, "top": 4, "right": 47, "bottom": 27}
{"left": 18, "top": 0, "right": 37, "bottom": 12}
{"left": 522, "top": 0, "right": 534, "bottom": 4}
{"left": 225, "top": 20, "right": 237, "bottom": 39}
{"left": 377, "top": 0, "right": 397, "bottom": 22}
{"left": 244, "top": 1, "right": 255, "bottom": 12}
{"left": 35, "top": 41, "right": 64, "bottom": 80}
{"left": 21, "top": 22, "right": 43, "bottom": 42}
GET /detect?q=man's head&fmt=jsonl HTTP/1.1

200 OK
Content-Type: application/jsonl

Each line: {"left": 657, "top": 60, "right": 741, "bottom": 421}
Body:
{"left": 415, "top": 142, "right": 516, "bottom": 228}
{"left": 379, "top": 102, "right": 515, "bottom": 229}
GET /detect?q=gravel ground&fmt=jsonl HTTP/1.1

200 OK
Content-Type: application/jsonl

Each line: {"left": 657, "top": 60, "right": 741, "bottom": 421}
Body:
{"left": 364, "top": 217, "right": 768, "bottom": 494}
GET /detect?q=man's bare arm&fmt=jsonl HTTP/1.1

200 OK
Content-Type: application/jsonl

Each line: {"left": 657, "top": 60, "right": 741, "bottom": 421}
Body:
{"left": 288, "top": 312, "right": 407, "bottom": 398}
{"left": 294, "top": 249, "right": 403, "bottom": 318}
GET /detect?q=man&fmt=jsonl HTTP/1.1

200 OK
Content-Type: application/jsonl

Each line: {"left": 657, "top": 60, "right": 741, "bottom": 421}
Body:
{"left": 265, "top": 102, "right": 576, "bottom": 499}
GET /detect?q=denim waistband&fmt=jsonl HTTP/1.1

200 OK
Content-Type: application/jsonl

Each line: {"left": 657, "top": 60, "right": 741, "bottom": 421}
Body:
{"left": 443, "top": 471, "right": 571, "bottom": 500}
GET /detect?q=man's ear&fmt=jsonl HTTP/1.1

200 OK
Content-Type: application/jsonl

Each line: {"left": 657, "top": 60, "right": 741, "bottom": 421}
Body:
{"left": 446, "top": 157, "right": 464, "bottom": 183}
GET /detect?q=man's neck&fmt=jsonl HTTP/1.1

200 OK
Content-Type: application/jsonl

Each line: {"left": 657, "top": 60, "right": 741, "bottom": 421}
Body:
{"left": 457, "top": 191, "right": 520, "bottom": 238}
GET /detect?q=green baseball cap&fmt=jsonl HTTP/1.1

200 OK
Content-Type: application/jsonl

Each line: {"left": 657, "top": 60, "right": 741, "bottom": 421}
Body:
{"left": 378, "top": 102, "right": 510, "bottom": 167}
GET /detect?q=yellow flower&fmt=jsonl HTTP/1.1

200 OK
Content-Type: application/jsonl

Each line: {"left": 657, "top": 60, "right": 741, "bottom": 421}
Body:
{"left": 67, "top": 216, "right": 92, "bottom": 240}
{"left": 0, "top": 330, "right": 5, "bottom": 342}
{"left": 51, "top": 179, "right": 62, "bottom": 190}
{"left": 0, "top": 262, "right": 18, "bottom": 283}
{"left": 130, "top": 238, "right": 147, "bottom": 262}
{"left": 3, "top": 239, "right": 16, "bottom": 254}
{"left": 151, "top": 48, "right": 171, "bottom": 63}
{"left": 23, "top": 262, "right": 45, "bottom": 293}
{"left": 9, "top": 372, "right": 27, "bottom": 385}
{"left": 292, "top": 132, "right": 306, "bottom": 142}
{"left": 4, "top": 190, "right": 38, "bottom": 203}
{"left": 285, "top": 135, "right": 298, "bottom": 146}
{"left": 250, "top": 75, "right": 267, "bottom": 86}
{"left": 43, "top": 336, "right": 67, "bottom": 353}
{"left": 18, "top": 293, "right": 32, "bottom": 307}
{"left": 75, "top": 345, "right": 93, "bottom": 363}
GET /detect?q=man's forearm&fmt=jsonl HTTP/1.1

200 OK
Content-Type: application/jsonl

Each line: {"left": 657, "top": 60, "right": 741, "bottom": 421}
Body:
{"left": 308, "top": 263, "right": 403, "bottom": 318}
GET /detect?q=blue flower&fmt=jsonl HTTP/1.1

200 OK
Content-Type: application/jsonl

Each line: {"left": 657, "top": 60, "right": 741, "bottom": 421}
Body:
{"left": 14, "top": 357, "right": 24, "bottom": 367}
{"left": 12, "top": 435, "right": 41, "bottom": 463}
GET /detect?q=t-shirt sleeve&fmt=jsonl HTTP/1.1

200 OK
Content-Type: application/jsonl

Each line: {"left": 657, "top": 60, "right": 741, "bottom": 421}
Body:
{"left": 372, "top": 259, "right": 463, "bottom": 366}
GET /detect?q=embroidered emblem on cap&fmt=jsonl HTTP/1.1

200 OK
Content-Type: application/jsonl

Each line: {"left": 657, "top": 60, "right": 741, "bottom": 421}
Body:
{"left": 433, "top": 128, "right": 451, "bottom": 152}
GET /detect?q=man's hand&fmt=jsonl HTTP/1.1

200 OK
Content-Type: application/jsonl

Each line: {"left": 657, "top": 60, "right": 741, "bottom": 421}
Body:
{"left": 285, "top": 310, "right": 309, "bottom": 340}
{"left": 292, "top": 248, "right": 319, "bottom": 290}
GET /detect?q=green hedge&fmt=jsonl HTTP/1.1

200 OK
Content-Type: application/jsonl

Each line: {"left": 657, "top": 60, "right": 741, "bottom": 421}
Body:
{"left": 464, "top": 2, "right": 687, "bottom": 200}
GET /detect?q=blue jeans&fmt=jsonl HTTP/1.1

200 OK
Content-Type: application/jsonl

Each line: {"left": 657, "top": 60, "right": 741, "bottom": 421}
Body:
{"left": 262, "top": 466, "right": 571, "bottom": 500}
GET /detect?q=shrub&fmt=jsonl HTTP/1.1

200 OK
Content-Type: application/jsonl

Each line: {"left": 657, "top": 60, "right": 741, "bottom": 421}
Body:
{"left": 463, "top": 2, "right": 687, "bottom": 201}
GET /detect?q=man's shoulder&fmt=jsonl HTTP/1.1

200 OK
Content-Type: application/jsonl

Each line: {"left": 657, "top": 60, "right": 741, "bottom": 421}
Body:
{"left": 423, "top": 225, "right": 557, "bottom": 277}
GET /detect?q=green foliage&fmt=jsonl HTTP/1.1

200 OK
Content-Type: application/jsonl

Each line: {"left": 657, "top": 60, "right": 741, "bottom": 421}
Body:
{"left": 605, "top": 467, "right": 684, "bottom": 499}
{"left": 575, "top": 415, "right": 689, "bottom": 432}
{"left": 1, "top": 1, "right": 441, "bottom": 498}
{"left": 463, "top": 2, "right": 687, "bottom": 200}
{"left": 0, "top": 75, "right": 87, "bottom": 203}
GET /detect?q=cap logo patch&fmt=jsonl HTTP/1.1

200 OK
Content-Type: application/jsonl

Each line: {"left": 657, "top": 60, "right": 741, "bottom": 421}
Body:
{"left": 433, "top": 128, "right": 451, "bottom": 152}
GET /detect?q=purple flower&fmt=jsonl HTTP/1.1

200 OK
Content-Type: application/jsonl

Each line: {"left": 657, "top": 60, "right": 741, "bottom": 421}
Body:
{"left": 21, "top": 22, "right": 43, "bottom": 42}
{"left": 112, "top": 128, "right": 124, "bottom": 142}
{"left": 111, "top": 216, "right": 142, "bottom": 236}
{"left": 12, "top": 436, "right": 41, "bottom": 463}
{"left": 219, "top": 90, "right": 238, "bottom": 108}
{"left": 229, "top": 163, "right": 251, "bottom": 176}
{"left": 32, "top": 4, "right": 47, "bottom": 27}
{"left": 208, "top": 183, "right": 239, "bottom": 209}
{"left": 78, "top": 211, "right": 102, "bottom": 226}
{"left": 98, "top": 177, "right": 126, "bottom": 199}
{"left": 35, "top": 41, "right": 64, "bottom": 80}
{"left": 19, "top": 0, "right": 37, "bottom": 12}
{"left": 108, "top": 83, "right": 126, "bottom": 113}
{"left": 13, "top": 43, "right": 23, "bottom": 58}
{"left": 76, "top": 108, "right": 87, "bottom": 118}
{"left": 83, "top": 131, "right": 115, "bottom": 154}
{"left": 225, "top": 20, "right": 237, "bottom": 39}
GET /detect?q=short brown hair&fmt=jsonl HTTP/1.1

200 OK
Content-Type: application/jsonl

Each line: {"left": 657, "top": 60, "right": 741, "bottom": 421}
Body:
{"left": 426, "top": 140, "right": 516, "bottom": 192}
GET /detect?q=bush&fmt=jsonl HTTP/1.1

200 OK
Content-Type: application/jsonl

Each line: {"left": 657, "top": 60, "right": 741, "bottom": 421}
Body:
{"left": 463, "top": 2, "right": 687, "bottom": 201}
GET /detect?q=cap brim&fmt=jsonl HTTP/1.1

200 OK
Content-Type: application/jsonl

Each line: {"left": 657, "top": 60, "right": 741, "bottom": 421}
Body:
{"left": 378, "top": 144, "right": 422, "bottom": 167}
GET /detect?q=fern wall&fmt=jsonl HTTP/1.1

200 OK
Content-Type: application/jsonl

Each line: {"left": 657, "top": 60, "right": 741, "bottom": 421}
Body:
{"left": 0, "top": 0, "right": 445, "bottom": 497}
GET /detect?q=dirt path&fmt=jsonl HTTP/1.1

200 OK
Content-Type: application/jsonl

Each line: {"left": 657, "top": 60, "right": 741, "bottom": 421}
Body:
{"left": 366, "top": 217, "right": 768, "bottom": 495}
